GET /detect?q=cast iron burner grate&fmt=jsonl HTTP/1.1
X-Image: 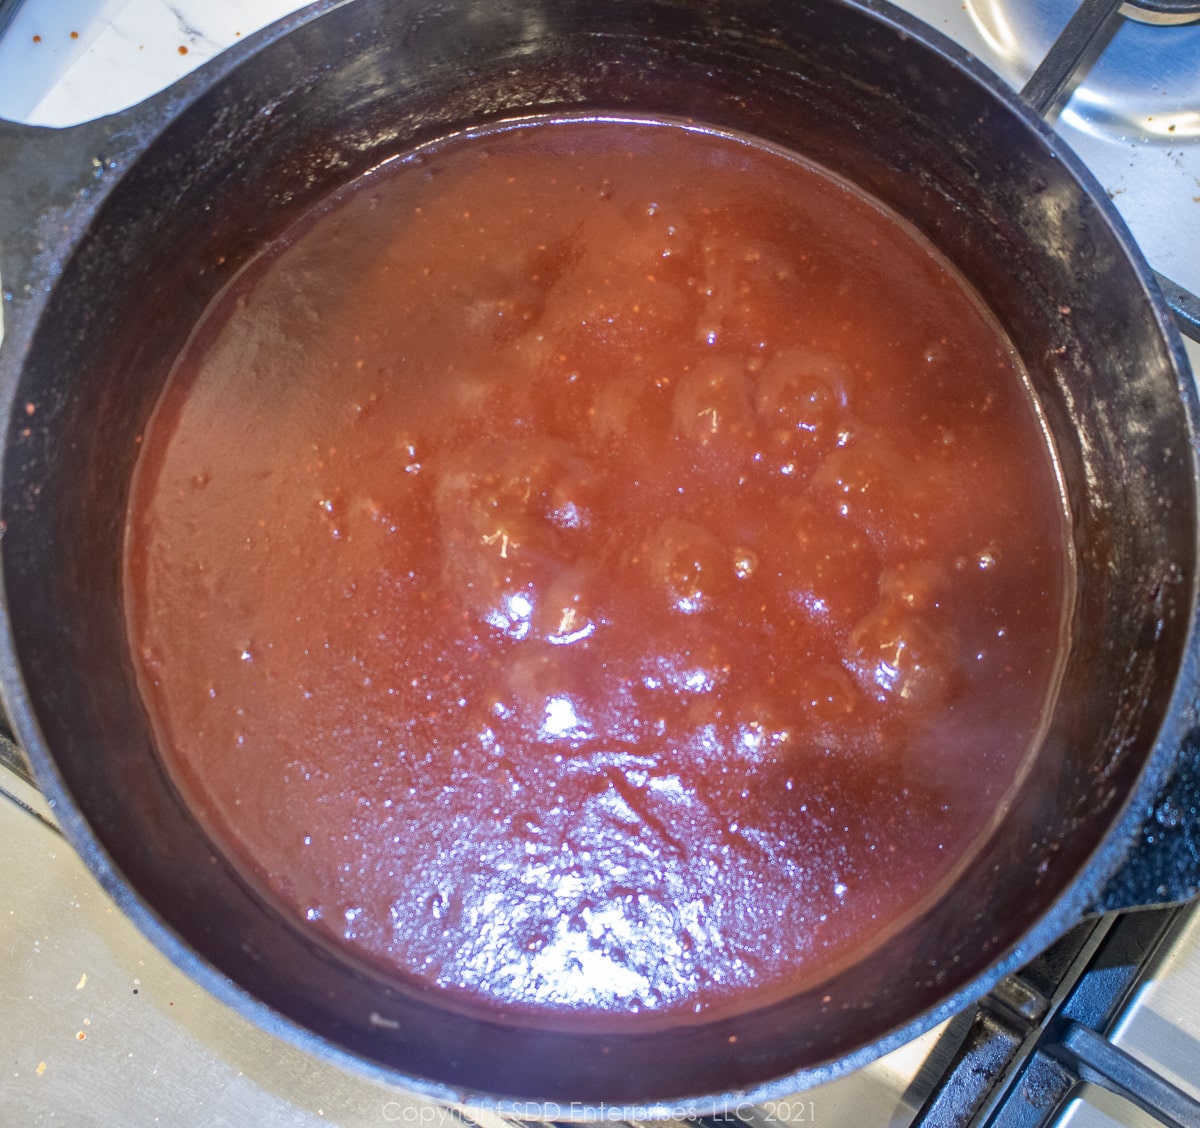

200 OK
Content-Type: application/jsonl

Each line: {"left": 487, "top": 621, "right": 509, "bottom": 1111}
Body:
{"left": 442, "top": 907, "right": 1200, "bottom": 1127}
{"left": 706, "top": 905, "right": 1200, "bottom": 1128}
{"left": 891, "top": 907, "right": 1200, "bottom": 1127}
{"left": 1016, "top": 0, "right": 1200, "bottom": 340}
{"left": 983, "top": 0, "right": 1200, "bottom": 338}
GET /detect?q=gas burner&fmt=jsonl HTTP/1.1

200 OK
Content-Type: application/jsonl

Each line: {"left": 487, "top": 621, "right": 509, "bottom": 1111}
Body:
{"left": 965, "top": 0, "right": 1200, "bottom": 138}
{"left": 1122, "top": 0, "right": 1200, "bottom": 26}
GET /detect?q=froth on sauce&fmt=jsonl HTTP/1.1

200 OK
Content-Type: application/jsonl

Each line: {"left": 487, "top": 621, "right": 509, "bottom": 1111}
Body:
{"left": 125, "top": 117, "right": 1070, "bottom": 1024}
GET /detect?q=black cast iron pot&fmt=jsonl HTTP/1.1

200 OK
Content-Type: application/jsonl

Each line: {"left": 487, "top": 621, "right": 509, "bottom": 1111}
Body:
{"left": 1, "top": 0, "right": 1199, "bottom": 1114}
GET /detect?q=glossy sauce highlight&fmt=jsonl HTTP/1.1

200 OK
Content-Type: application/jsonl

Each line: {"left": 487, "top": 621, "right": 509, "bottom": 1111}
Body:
{"left": 125, "top": 118, "right": 1070, "bottom": 1023}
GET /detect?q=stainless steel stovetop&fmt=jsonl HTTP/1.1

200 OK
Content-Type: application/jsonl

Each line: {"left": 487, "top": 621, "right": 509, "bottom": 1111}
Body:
{"left": 1, "top": 2, "right": 1199, "bottom": 1125}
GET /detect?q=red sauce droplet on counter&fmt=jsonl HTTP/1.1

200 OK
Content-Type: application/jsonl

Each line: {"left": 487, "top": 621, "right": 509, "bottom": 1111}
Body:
{"left": 69, "top": 30, "right": 78, "bottom": 39}
{"left": 125, "top": 117, "right": 1071, "bottom": 1023}
{"left": 32, "top": 34, "right": 42, "bottom": 44}
{"left": 177, "top": 44, "right": 188, "bottom": 55}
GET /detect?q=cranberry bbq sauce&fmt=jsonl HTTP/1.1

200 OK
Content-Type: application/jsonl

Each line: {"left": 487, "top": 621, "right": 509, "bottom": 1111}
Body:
{"left": 125, "top": 117, "right": 1071, "bottom": 1024}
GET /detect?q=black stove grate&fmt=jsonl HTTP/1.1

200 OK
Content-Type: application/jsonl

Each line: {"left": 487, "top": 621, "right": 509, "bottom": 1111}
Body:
{"left": 906, "top": 907, "right": 1200, "bottom": 1127}
{"left": 879, "top": 6, "right": 1200, "bottom": 1118}
{"left": 1017, "top": 0, "right": 1200, "bottom": 341}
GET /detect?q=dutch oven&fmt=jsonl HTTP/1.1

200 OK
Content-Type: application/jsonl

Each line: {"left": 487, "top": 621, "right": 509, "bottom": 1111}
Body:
{"left": 1, "top": 0, "right": 1199, "bottom": 1115}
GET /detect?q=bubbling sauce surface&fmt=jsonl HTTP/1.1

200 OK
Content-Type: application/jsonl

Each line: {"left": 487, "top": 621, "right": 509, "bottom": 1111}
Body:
{"left": 126, "top": 118, "right": 1069, "bottom": 1023}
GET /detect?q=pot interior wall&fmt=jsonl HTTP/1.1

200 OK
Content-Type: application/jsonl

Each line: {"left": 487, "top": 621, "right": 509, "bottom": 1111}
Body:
{"left": 2, "top": 0, "right": 1195, "bottom": 1105}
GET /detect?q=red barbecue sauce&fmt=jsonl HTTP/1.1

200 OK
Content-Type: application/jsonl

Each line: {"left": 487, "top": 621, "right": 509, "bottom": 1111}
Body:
{"left": 125, "top": 118, "right": 1070, "bottom": 1024}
